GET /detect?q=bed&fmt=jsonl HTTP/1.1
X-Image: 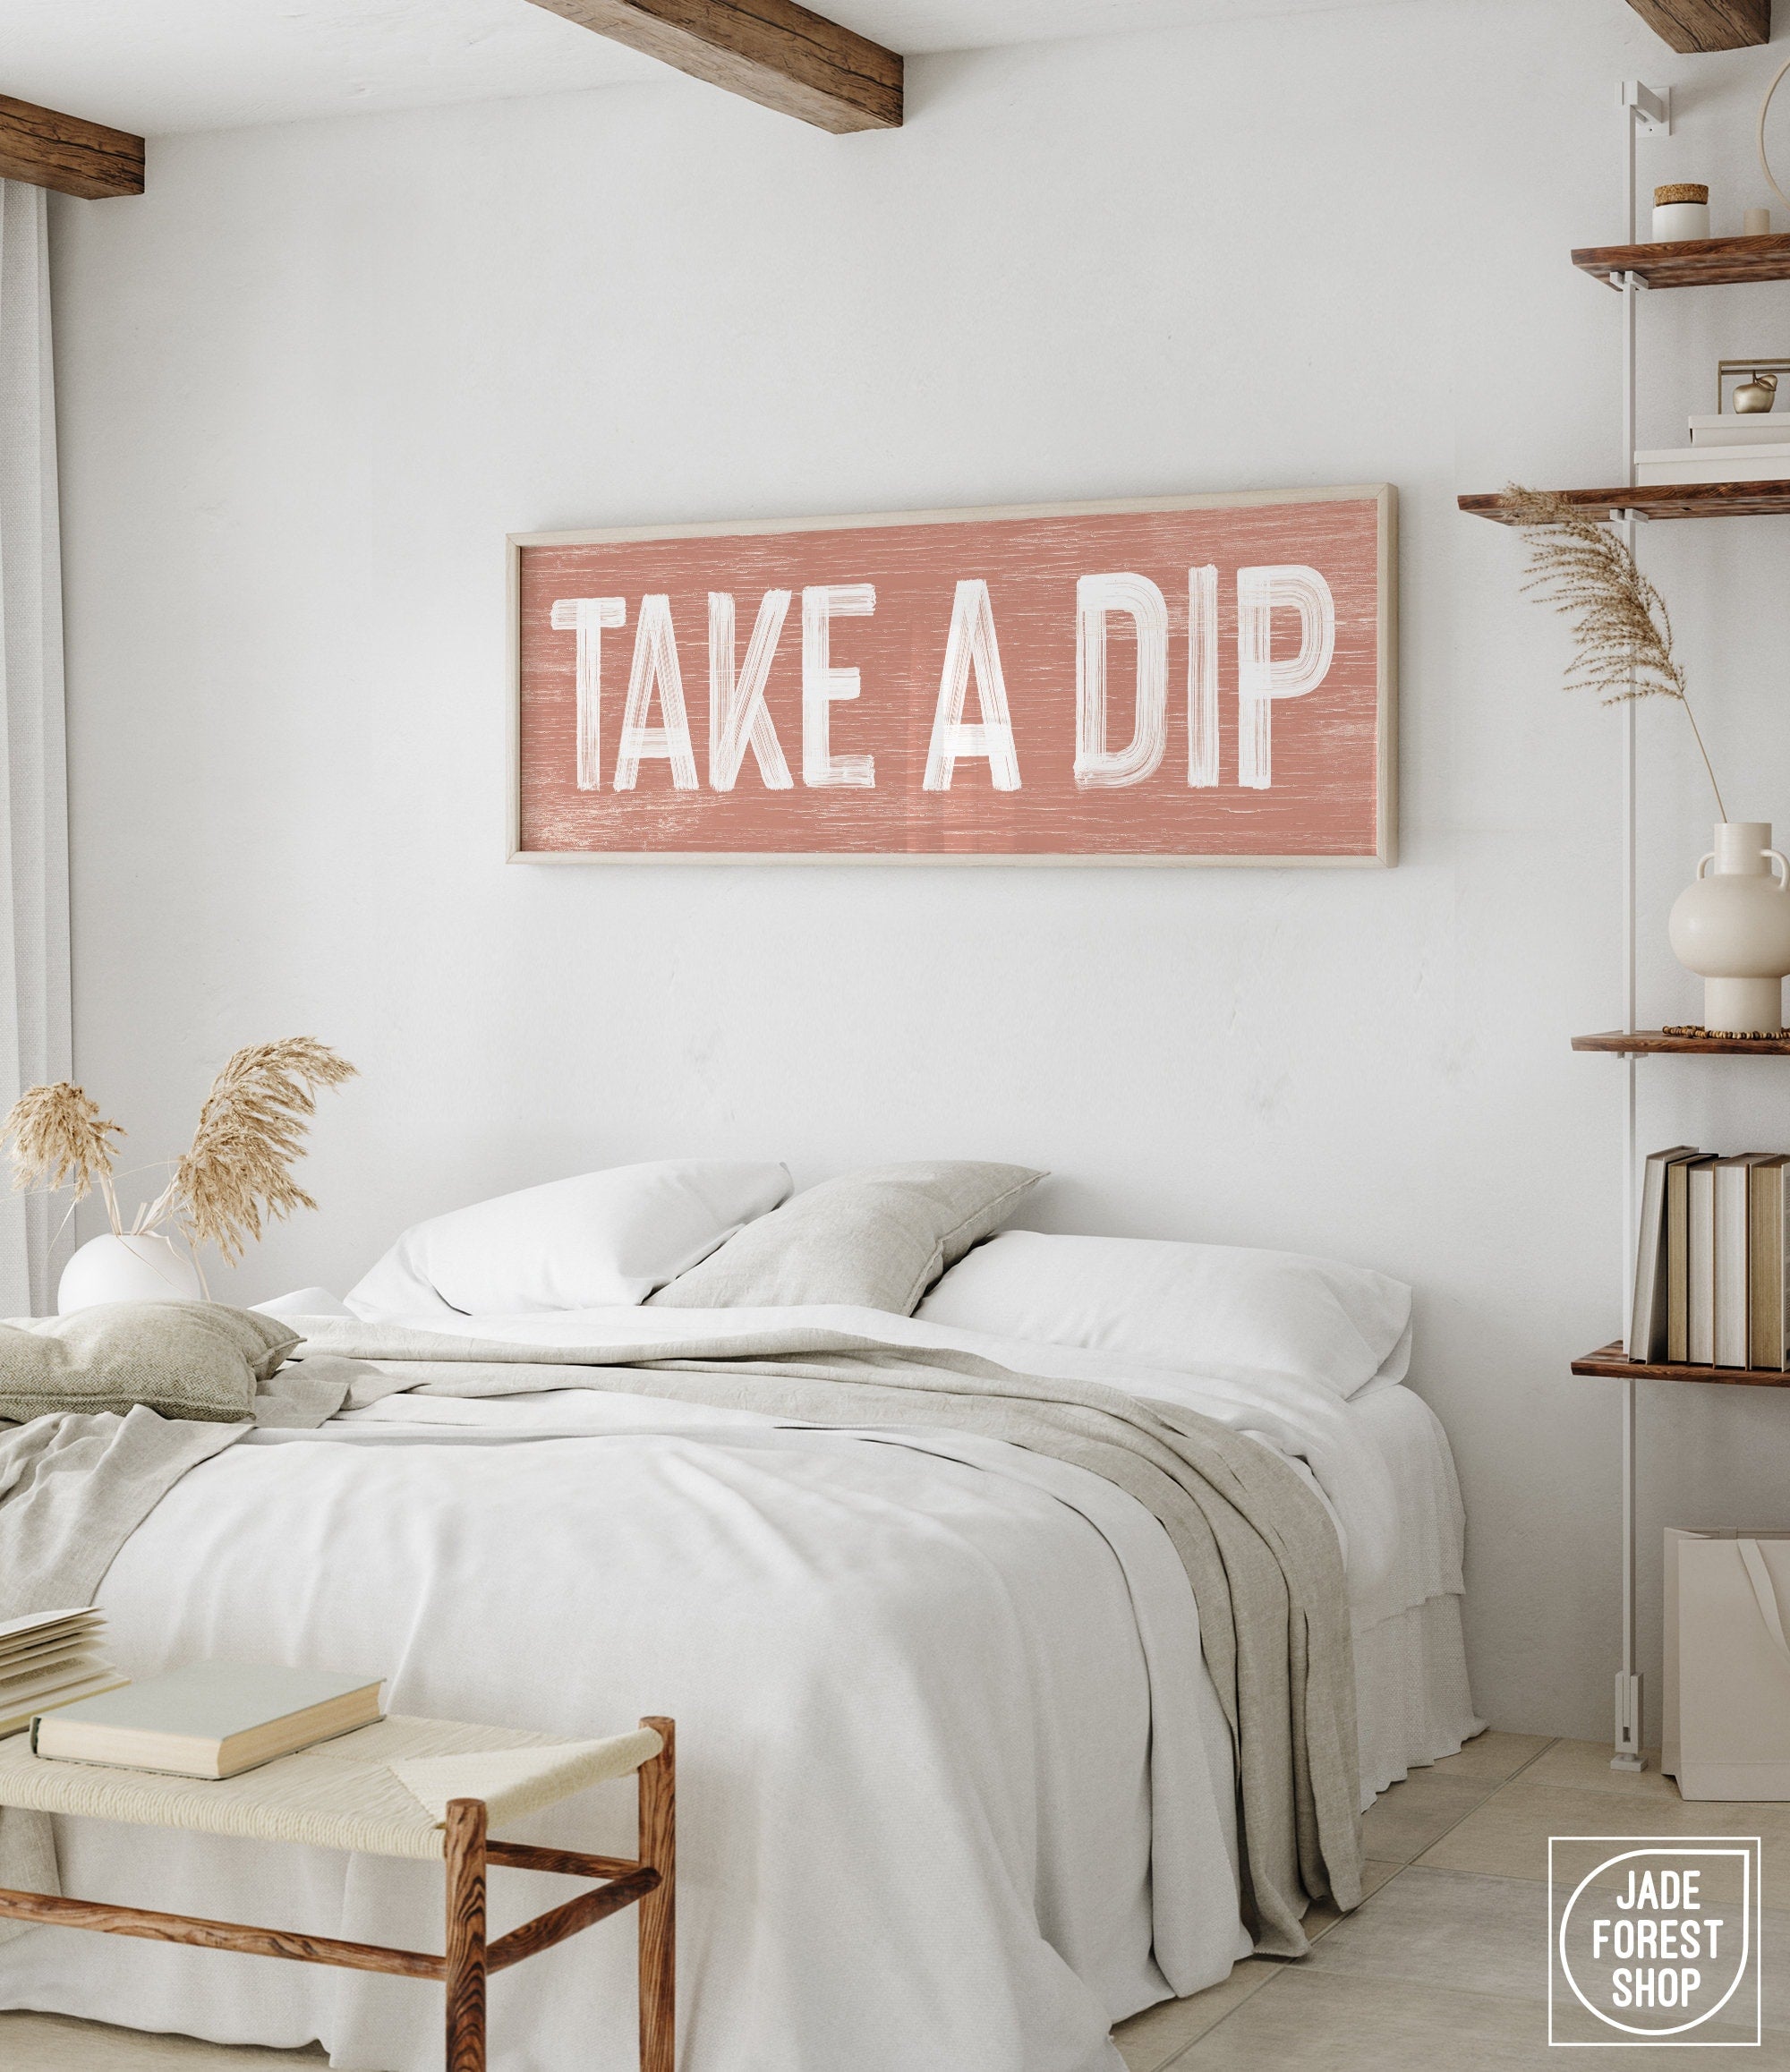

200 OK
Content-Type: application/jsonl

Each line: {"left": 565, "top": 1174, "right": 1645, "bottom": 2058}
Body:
{"left": 0, "top": 1167, "right": 1479, "bottom": 2072}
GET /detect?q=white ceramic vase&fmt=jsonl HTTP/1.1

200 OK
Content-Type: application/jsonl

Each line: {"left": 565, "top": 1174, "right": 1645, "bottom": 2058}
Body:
{"left": 57, "top": 1232, "right": 203, "bottom": 1315}
{"left": 1667, "top": 821, "right": 1790, "bottom": 1034}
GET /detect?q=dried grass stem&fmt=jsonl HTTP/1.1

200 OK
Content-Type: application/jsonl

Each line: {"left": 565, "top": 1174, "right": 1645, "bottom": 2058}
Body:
{"left": 1505, "top": 483, "right": 1728, "bottom": 819}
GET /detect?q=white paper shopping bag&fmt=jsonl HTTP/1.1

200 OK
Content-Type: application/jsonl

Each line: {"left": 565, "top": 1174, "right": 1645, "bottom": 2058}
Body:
{"left": 1667, "top": 1526, "right": 1790, "bottom": 1800}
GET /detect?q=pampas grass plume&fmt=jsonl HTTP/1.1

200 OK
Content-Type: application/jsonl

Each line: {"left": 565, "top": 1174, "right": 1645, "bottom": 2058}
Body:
{"left": 1506, "top": 483, "right": 1728, "bottom": 818}
{"left": 161, "top": 1039, "right": 359, "bottom": 1264}
{"left": 1, "top": 1083, "right": 123, "bottom": 1224}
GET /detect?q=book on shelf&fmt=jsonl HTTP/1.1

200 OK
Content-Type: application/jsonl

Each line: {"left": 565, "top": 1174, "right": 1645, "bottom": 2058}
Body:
{"left": 1686, "top": 1156, "right": 1720, "bottom": 1365}
{"left": 1751, "top": 1155, "right": 1790, "bottom": 1371}
{"left": 30, "top": 1661, "right": 384, "bottom": 1779}
{"left": 0, "top": 1607, "right": 129, "bottom": 1738}
{"left": 1666, "top": 1154, "right": 1713, "bottom": 1362}
{"left": 1629, "top": 1146, "right": 1701, "bottom": 1360}
{"left": 1714, "top": 1155, "right": 1777, "bottom": 1367}
{"left": 1689, "top": 413, "right": 1790, "bottom": 448}
{"left": 1636, "top": 443, "right": 1790, "bottom": 485}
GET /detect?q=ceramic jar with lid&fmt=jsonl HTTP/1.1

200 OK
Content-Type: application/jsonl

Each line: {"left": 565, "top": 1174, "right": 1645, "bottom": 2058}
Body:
{"left": 1654, "top": 183, "right": 1711, "bottom": 243}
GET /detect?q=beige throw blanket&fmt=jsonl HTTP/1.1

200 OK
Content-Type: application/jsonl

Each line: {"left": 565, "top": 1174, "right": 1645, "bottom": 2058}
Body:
{"left": 302, "top": 1317, "right": 1365, "bottom": 1955}
{"left": 0, "top": 1353, "right": 356, "bottom": 1931}
{"left": 0, "top": 1411, "right": 249, "bottom": 1929}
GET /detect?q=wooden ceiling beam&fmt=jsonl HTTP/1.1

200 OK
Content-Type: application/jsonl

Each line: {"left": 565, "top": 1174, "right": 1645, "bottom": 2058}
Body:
{"left": 1624, "top": 0, "right": 1770, "bottom": 50}
{"left": 524, "top": 0, "right": 900, "bottom": 132}
{"left": 0, "top": 94, "right": 143, "bottom": 199}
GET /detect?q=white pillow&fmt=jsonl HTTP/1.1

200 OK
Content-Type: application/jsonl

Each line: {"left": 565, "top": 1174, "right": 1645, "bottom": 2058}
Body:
{"left": 256, "top": 1287, "right": 354, "bottom": 1318}
{"left": 914, "top": 1230, "right": 1411, "bottom": 1398}
{"left": 345, "top": 1161, "right": 792, "bottom": 1319}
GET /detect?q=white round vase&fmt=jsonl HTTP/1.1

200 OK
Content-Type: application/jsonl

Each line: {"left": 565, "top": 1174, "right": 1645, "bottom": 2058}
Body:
{"left": 1667, "top": 821, "right": 1790, "bottom": 1034}
{"left": 57, "top": 1232, "right": 204, "bottom": 1315}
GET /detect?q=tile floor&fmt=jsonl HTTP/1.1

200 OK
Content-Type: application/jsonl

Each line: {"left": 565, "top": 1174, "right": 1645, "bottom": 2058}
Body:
{"left": 2, "top": 1735, "right": 1786, "bottom": 2068}
{"left": 1114, "top": 1730, "right": 1790, "bottom": 2069}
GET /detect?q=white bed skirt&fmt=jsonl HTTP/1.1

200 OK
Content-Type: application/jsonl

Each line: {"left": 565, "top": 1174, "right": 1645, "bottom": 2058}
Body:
{"left": 1353, "top": 1590, "right": 1483, "bottom": 1807}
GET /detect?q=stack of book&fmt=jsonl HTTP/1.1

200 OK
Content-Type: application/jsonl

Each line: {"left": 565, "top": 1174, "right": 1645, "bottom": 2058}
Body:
{"left": 30, "top": 1663, "right": 385, "bottom": 1779}
{"left": 1629, "top": 1147, "right": 1790, "bottom": 1368}
{"left": 0, "top": 1608, "right": 129, "bottom": 1737}
{"left": 1636, "top": 414, "right": 1790, "bottom": 487}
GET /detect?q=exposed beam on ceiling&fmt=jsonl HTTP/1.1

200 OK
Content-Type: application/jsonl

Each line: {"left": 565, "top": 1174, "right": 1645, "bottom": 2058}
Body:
{"left": 0, "top": 94, "right": 143, "bottom": 199}
{"left": 1624, "top": 0, "right": 1770, "bottom": 49}
{"left": 524, "top": 0, "right": 901, "bottom": 132}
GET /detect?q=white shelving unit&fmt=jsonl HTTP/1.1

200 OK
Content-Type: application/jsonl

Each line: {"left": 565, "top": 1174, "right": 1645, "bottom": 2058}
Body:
{"left": 1462, "top": 80, "right": 1790, "bottom": 1773}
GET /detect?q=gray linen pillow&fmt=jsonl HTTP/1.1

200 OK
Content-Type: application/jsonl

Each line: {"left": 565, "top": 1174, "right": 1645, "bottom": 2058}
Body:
{"left": 0, "top": 1302, "right": 300, "bottom": 1424}
{"left": 649, "top": 1161, "right": 1045, "bottom": 1316}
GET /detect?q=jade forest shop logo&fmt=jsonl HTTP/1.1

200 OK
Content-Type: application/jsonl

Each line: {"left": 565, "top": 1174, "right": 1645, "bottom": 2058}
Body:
{"left": 1549, "top": 1838, "right": 1762, "bottom": 2046}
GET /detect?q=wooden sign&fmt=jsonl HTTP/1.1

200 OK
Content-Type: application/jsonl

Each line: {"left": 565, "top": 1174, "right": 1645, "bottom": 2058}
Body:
{"left": 509, "top": 487, "right": 1396, "bottom": 865}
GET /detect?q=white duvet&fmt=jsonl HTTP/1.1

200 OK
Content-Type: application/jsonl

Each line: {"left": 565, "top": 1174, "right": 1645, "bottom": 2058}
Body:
{"left": 0, "top": 1304, "right": 1472, "bottom": 2072}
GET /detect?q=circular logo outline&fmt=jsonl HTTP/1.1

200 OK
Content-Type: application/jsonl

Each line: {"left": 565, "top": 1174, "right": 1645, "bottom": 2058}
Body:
{"left": 1556, "top": 1846, "right": 1753, "bottom": 2038}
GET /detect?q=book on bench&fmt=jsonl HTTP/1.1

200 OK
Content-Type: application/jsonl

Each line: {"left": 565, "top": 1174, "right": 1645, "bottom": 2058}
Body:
{"left": 30, "top": 1662, "right": 385, "bottom": 1779}
{"left": 0, "top": 1607, "right": 130, "bottom": 1737}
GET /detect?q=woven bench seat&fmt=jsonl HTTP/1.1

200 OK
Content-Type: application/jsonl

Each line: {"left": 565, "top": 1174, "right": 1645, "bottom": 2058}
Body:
{"left": 0, "top": 1713, "right": 662, "bottom": 1860}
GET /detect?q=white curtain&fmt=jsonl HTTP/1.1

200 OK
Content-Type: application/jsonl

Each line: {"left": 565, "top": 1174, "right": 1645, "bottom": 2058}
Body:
{"left": 0, "top": 181, "right": 72, "bottom": 1317}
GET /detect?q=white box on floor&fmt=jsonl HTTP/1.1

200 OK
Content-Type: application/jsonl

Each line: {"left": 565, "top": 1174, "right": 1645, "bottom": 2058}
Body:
{"left": 1666, "top": 1526, "right": 1790, "bottom": 1798}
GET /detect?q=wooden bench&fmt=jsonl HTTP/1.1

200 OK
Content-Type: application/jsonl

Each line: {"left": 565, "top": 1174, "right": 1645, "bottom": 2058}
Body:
{"left": 0, "top": 1710, "right": 676, "bottom": 2072}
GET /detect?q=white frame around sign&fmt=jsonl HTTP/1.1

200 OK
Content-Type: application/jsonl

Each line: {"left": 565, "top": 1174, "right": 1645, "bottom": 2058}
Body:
{"left": 507, "top": 483, "right": 1398, "bottom": 867}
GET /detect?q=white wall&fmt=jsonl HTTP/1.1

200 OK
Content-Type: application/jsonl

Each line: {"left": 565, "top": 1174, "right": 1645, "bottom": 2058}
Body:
{"left": 45, "top": 0, "right": 1790, "bottom": 1740}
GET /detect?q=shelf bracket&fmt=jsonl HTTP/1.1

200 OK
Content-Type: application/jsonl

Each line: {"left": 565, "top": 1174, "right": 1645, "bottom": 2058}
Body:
{"left": 1615, "top": 1669, "right": 1645, "bottom": 1771}
{"left": 1620, "top": 80, "right": 1672, "bottom": 136}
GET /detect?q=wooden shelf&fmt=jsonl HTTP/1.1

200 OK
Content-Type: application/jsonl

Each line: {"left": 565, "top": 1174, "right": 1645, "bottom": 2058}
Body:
{"left": 1573, "top": 1341, "right": 1790, "bottom": 1387}
{"left": 1573, "top": 233, "right": 1790, "bottom": 291}
{"left": 1572, "top": 1028, "right": 1790, "bottom": 1055}
{"left": 1461, "top": 481, "right": 1790, "bottom": 524}
{"left": 1462, "top": 236, "right": 1790, "bottom": 524}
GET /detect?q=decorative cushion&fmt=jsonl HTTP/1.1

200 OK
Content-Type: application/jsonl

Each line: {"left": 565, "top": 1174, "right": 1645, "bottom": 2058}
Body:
{"left": 345, "top": 1161, "right": 793, "bottom": 1318}
{"left": 915, "top": 1230, "right": 1411, "bottom": 1399}
{"left": 649, "top": 1161, "right": 1045, "bottom": 1316}
{"left": 0, "top": 1303, "right": 298, "bottom": 1424}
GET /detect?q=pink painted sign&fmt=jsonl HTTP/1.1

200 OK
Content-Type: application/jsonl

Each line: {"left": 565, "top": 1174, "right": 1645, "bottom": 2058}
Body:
{"left": 510, "top": 488, "right": 1395, "bottom": 864}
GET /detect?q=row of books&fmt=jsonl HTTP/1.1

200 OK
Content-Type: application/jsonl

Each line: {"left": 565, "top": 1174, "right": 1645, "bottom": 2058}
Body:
{"left": 1, "top": 1607, "right": 382, "bottom": 1778}
{"left": 1629, "top": 1147, "right": 1790, "bottom": 1368}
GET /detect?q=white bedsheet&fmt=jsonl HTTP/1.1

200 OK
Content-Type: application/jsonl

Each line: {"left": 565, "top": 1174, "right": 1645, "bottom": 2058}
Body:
{"left": 0, "top": 1306, "right": 1474, "bottom": 2072}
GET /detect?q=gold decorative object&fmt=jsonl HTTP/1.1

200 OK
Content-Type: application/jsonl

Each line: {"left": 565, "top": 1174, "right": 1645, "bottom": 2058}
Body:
{"left": 1718, "top": 359, "right": 1790, "bottom": 413}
